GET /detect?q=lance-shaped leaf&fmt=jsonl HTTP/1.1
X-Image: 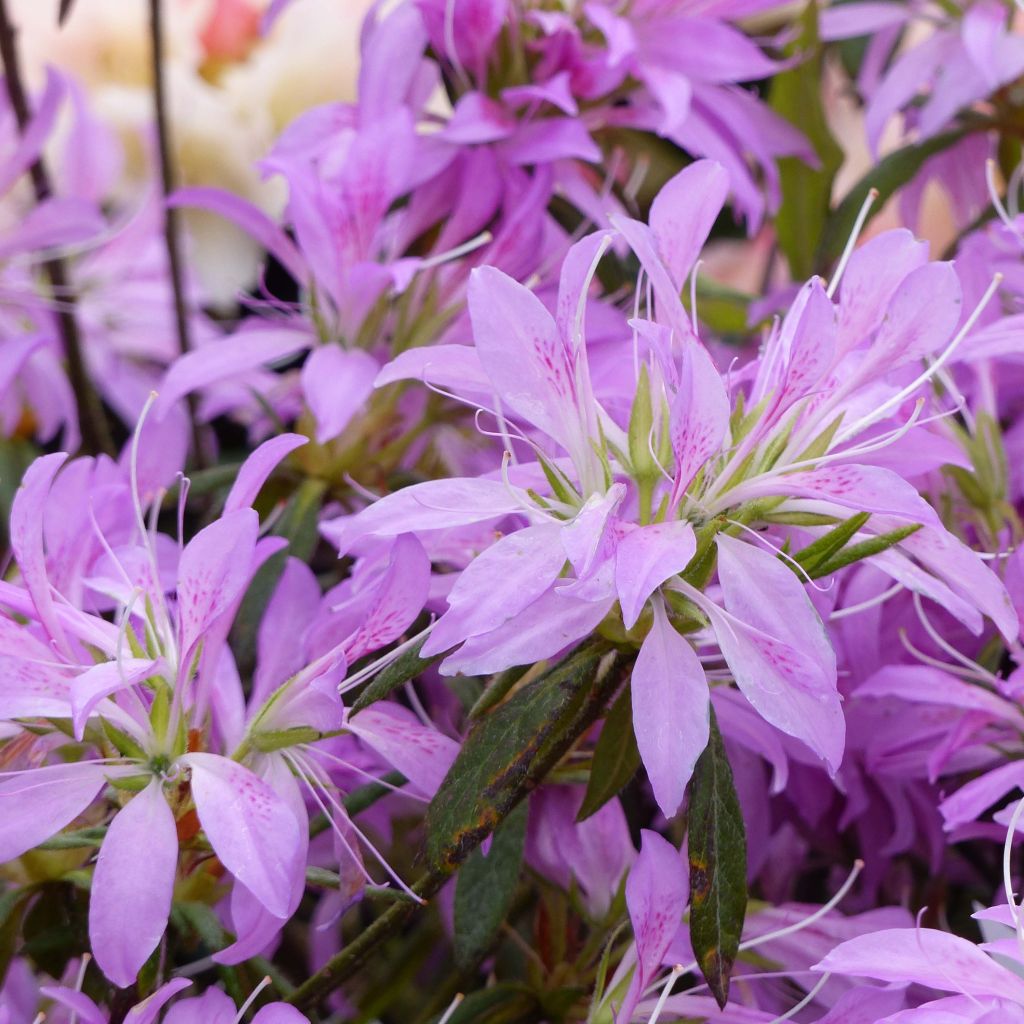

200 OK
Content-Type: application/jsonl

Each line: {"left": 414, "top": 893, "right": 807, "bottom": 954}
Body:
{"left": 425, "top": 641, "right": 621, "bottom": 874}
{"left": 815, "top": 130, "right": 966, "bottom": 269}
{"left": 453, "top": 801, "right": 528, "bottom": 969}
{"left": 688, "top": 708, "right": 747, "bottom": 1010}
{"left": 770, "top": 1, "right": 843, "bottom": 279}
{"left": 351, "top": 636, "right": 444, "bottom": 713}
{"left": 578, "top": 684, "right": 641, "bottom": 821}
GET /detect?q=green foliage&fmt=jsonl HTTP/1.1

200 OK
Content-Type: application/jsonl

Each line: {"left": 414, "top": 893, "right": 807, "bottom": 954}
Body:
{"left": 454, "top": 801, "right": 528, "bottom": 969}
{"left": 688, "top": 709, "right": 747, "bottom": 1009}
{"left": 770, "top": 1, "right": 844, "bottom": 279}
{"left": 351, "top": 637, "right": 444, "bottom": 713}
{"left": 816, "top": 130, "right": 967, "bottom": 269}
{"left": 425, "top": 641, "right": 622, "bottom": 875}
{"left": 577, "top": 685, "right": 640, "bottom": 821}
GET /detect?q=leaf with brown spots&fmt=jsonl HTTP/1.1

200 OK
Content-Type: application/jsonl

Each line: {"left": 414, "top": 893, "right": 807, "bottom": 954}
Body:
{"left": 688, "top": 707, "right": 747, "bottom": 1009}
{"left": 425, "top": 639, "right": 624, "bottom": 875}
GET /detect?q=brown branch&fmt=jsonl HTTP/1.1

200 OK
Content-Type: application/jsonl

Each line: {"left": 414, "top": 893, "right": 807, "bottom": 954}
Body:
{"left": 147, "top": 0, "right": 204, "bottom": 464}
{"left": 0, "top": 0, "right": 114, "bottom": 455}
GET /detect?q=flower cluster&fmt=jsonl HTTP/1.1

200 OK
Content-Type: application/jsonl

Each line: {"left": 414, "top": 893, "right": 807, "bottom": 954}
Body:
{"left": 1, "top": 0, "right": 1024, "bottom": 1021}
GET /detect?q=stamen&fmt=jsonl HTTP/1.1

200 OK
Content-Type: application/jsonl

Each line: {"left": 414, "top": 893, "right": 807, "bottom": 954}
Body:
{"left": 419, "top": 231, "right": 493, "bottom": 271}
{"left": 911, "top": 593, "right": 1002, "bottom": 687}
{"left": 898, "top": 629, "right": 986, "bottom": 682}
{"left": 827, "top": 188, "right": 878, "bottom": 299}
{"left": 738, "top": 860, "right": 863, "bottom": 953}
{"left": 288, "top": 749, "right": 425, "bottom": 903}
{"left": 283, "top": 750, "right": 376, "bottom": 887}
{"left": 339, "top": 623, "right": 435, "bottom": 695}
{"left": 574, "top": 234, "right": 613, "bottom": 353}
{"left": 648, "top": 964, "right": 684, "bottom": 1024}
{"left": 689, "top": 259, "right": 702, "bottom": 335}
{"left": 1002, "top": 795, "right": 1024, "bottom": 939}
{"left": 69, "top": 951, "right": 91, "bottom": 1024}
{"left": 233, "top": 976, "right": 273, "bottom": 1024}
{"left": 766, "top": 972, "right": 831, "bottom": 1023}
{"left": 443, "top": 0, "right": 471, "bottom": 89}
{"left": 438, "top": 993, "right": 465, "bottom": 1024}
{"left": 829, "top": 582, "right": 904, "bottom": 620}
{"left": 835, "top": 274, "right": 1003, "bottom": 444}
{"left": 722, "top": 517, "right": 835, "bottom": 594}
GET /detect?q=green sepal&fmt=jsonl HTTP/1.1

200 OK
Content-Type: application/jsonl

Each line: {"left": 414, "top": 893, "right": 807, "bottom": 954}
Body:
{"left": 808, "top": 523, "right": 922, "bottom": 578}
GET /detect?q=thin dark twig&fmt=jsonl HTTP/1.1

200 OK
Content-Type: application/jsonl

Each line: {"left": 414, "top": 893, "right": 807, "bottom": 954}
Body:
{"left": 0, "top": 0, "right": 114, "bottom": 455}
{"left": 148, "top": 0, "right": 204, "bottom": 464}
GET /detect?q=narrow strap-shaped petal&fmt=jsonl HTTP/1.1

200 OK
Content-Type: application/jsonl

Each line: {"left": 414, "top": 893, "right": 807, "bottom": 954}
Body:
{"left": 632, "top": 600, "right": 709, "bottom": 818}
{"left": 90, "top": 780, "right": 178, "bottom": 988}
{"left": 183, "top": 752, "right": 303, "bottom": 919}
{"left": 0, "top": 762, "right": 107, "bottom": 861}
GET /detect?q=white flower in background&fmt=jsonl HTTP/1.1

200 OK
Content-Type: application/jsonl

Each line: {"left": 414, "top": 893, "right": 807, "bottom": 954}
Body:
{"left": 10, "top": 0, "right": 376, "bottom": 304}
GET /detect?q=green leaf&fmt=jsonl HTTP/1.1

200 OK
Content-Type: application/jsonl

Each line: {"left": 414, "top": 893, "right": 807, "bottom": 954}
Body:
{"left": 0, "top": 888, "right": 31, "bottom": 986}
{"left": 689, "top": 279, "right": 755, "bottom": 336}
{"left": 770, "top": 1, "right": 844, "bottom": 279}
{"left": 469, "top": 666, "right": 530, "bottom": 720}
{"left": 230, "top": 478, "right": 326, "bottom": 674}
{"left": 443, "top": 983, "right": 540, "bottom": 1024}
{"left": 453, "top": 800, "right": 528, "bottom": 969}
{"left": 38, "top": 826, "right": 108, "bottom": 851}
{"left": 816, "top": 130, "right": 967, "bottom": 269}
{"left": 425, "top": 641, "right": 622, "bottom": 874}
{"left": 577, "top": 685, "right": 640, "bottom": 821}
{"left": 351, "top": 638, "right": 443, "bottom": 713}
{"left": 688, "top": 708, "right": 747, "bottom": 1010}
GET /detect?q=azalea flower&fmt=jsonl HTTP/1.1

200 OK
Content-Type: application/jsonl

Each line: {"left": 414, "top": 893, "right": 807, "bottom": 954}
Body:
{"left": 324, "top": 159, "right": 1015, "bottom": 819}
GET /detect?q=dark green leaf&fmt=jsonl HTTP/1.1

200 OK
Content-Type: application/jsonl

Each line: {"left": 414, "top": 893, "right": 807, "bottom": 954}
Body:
{"left": 0, "top": 437, "right": 36, "bottom": 547}
{"left": 816, "top": 130, "right": 967, "bottom": 269}
{"left": 469, "top": 666, "right": 529, "bottom": 719}
{"left": 0, "top": 888, "right": 31, "bottom": 986}
{"left": 443, "top": 983, "right": 540, "bottom": 1024}
{"left": 231, "top": 478, "right": 326, "bottom": 674}
{"left": 688, "top": 708, "right": 747, "bottom": 1009}
{"left": 425, "top": 641, "right": 622, "bottom": 874}
{"left": 351, "top": 638, "right": 443, "bottom": 713}
{"left": 770, "top": 1, "right": 844, "bottom": 279}
{"left": 577, "top": 685, "right": 640, "bottom": 821}
{"left": 453, "top": 801, "right": 528, "bottom": 969}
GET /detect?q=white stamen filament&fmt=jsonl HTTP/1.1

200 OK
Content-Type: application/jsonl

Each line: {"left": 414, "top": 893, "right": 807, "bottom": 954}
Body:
{"left": 418, "top": 231, "right": 493, "bottom": 271}
{"left": 835, "top": 274, "right": 1003, "bottom": 444}
{"left": 911, "top": 593, "right": 1003, "bottom": 689}
{"left": 689, "top": 259, "right": 702, "bottom": 335}
{"left": 233, "top": 976, "right": 273, "bottom": 1024}
{"left": 766, "top": 972, "right": 831, "bottom": 1023}
{"left": 898, "top": 629, "right": 991, "bottom": 682}
{"left": 438, "top": 993, "right": 465, "bottom": 1024}
{"left": 287, "top": 748, "right": 425, "bottom": 903}
{"left": 829, "top": 582, "right": 905, "bottom": 620}
{"left": 339, "top": 624, "right": 435, "bottom": 695}
{"left": 738, "top": 860, "right": 863, "bottom": 953}
{"left": 648, "top": 964, "right": 684, "bottom": 1024}
{"left": 827, "top": 188, "right": 878, "bottom": 299}
{"left": 986, "top": 159, "right": 1024, "bottom": 247}
{"left": 1002, "top": 795, "right": 1024, "bottom": 939}
{"left": 642, "top": 860, "right": 864, "bottom": 999}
